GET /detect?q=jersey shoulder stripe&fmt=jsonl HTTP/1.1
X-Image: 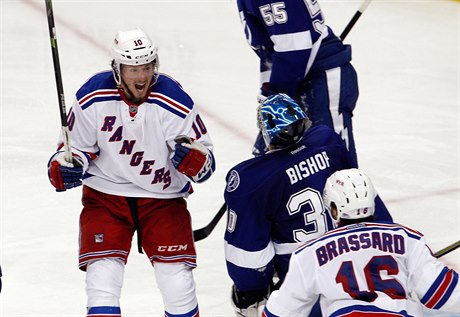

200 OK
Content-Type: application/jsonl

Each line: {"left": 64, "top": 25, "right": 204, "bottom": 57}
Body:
{"left": 364, "top": 223, "right": 424, "bottom": 240}
{"left": 76, "top": 71, "right": 119, "bottom": 109}
{"left": 147, "top": 73, "right": 194, "bottom": 118}
{"left": 147, "top": 92, "right": 191, "bottom": 118}
{"left": 79, "top": 89, "right": 121, "bottom": 110}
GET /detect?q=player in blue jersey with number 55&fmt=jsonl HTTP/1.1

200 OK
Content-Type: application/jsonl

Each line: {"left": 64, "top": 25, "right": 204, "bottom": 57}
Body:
{"left": 47, "top": 28, "right": 215, "bottom": 317}
{"left": 263, "top": 169, "right": 460, "bottom": 317}
{"left": 224, "top": 94, "right": 392, "bottom": 316}
{"left": 237, "top": 0, "right": 359, "bottom": 165}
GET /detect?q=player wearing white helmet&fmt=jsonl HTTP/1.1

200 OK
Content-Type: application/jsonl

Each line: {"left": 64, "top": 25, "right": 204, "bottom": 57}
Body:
{"left": 263, "top": 169, "right": 460, "bottom": 317}
{"left": 224, "top": 95, "right": 392, "bottom": 317}
{"left": 47, "top": 28, "right": 215, "bottom": 317}
{"left": 322, "top": 168, "right": 376, "bottom": 227}
{"left": 110, "top": 28, "right": 160, "bottom": 103}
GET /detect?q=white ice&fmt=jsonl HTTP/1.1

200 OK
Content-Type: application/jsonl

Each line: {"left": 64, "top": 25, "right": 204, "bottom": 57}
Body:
{"left": 1, "top": 0, "right": 459, "bottom": 316}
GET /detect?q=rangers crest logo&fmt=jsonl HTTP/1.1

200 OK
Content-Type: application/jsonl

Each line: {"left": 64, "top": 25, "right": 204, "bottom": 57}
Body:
{"left": 94, "top": 234, "right": 104, "bottom": 243}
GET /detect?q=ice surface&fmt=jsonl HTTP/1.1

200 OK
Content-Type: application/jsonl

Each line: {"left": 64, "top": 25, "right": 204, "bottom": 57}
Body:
{"left": 1, "top": 0, "right": 458, "bottom": 316}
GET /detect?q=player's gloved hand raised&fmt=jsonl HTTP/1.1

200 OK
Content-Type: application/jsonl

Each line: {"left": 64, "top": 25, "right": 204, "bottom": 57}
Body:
{"left": 171, "top": 135, "right": 215, "bottom": 183}
{"left": 47, "top": 151, "right": 84, "bottom": 192}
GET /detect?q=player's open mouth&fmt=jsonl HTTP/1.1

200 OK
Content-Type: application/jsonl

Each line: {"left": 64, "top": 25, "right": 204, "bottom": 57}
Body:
{"left": 135, "top": 83, "right": 146, "bottom": 91}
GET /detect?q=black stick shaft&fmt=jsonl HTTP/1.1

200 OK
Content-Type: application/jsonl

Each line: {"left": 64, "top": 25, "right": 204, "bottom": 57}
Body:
{"left": 434, "top": 240, "right": 460, "bottom": 258}
{"left": 193, "top": 203, "right": 227, "bottom": 242}
{"left": 340, "top": 0, "right": 373, "bottom": 40}
{"left": 45, "top": 0, "right": 72, "bottom": 161}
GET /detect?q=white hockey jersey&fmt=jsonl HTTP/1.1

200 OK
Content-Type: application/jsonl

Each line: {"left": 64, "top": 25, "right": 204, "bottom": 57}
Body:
{"left": 264, "top": 222, "right": 460, "bottom": 317}
{"left": 62, "top": 70, "right": 214, "bottom": 198}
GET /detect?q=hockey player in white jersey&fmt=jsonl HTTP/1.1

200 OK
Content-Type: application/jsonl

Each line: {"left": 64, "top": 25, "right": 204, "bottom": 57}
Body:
{"left": 47, "top": 28, "right": 215, "bottom": 317}
{"left": 263, "top": 169, "right": 459, "bottom": 317}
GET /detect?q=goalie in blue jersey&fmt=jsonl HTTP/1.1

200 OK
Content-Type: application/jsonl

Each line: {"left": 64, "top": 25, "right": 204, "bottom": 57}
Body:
{"left": 224, "top": 94, "right": 393, "bottom": 316}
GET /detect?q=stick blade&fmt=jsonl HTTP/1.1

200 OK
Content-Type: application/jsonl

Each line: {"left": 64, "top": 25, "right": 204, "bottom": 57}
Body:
{"left": 193, "top": 204, "right": 227, "bottom": 242}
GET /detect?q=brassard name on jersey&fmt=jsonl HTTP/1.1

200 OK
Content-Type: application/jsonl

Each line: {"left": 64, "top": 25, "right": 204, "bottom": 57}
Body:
{"left": 286, "top": 151, "right": 330, "bottom": 184}
{"left": 316, "top": 232, "right": 405, "bottom": 266}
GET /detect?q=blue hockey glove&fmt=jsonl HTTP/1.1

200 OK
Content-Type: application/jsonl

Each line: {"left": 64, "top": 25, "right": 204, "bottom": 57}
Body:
{"left": 48, "top": 151, "right": 84, "bottom": 192}
{"left": 171, "top": 135, "right": 215, "bottom": 183}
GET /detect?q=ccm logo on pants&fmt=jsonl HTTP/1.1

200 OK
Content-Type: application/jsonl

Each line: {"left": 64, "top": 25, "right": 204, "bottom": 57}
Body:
{"left": 158, "top": 244, "right": 188, "bottom": 252}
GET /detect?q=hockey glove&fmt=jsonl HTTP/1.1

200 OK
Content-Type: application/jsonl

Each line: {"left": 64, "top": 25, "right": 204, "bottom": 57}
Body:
{"left": 171, "top": 135, "right": 215, "bottom": 183}
{"left": 48, "top": 151, "right": 85, "bottom": 192}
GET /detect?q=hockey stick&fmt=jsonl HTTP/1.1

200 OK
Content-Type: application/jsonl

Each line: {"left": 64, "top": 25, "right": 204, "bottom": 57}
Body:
{"left": 45, "top": 0, "right": 72, "bottom": 163}
{"left": 44, "top": 0, "right": 220, "bottom": 241}
{"left": 192, "top": 0, "right": 374, "bottom": 242}
{"left": 434, "top": 240, "right": 460, "bottom": 259}
{"left": 340, "top": 0, "right": 373, "bottom": 41}
{"left": 193, "top": 203, "right": 227, "bottom": 242}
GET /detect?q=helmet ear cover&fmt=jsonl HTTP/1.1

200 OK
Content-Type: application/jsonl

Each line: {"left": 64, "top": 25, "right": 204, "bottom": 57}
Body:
{"left": 110, "top": 28, "right": 160, "bottom": 85}
{"left": 257, "top": 93, "right": 312, "bottom": 149}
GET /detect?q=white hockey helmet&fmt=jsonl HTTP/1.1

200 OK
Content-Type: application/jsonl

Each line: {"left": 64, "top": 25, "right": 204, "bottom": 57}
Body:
{"left": 322, "top": 168, "right": 376, "bottom": 226}
{"left": 111, "top": 28, "right": 159, "bottom": 85}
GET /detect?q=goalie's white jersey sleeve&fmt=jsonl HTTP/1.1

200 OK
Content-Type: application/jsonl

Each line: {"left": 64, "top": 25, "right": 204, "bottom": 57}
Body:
{"left": 263, "top": 223, "right": 460, "bottom": 317}
{"left": 63, "top": 71, "right": 213, "bottom": 198}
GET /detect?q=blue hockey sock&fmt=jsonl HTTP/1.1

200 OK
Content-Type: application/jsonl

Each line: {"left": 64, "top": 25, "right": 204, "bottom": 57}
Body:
{"left": 87, "top": 306, "right": 121, "bottom": 317}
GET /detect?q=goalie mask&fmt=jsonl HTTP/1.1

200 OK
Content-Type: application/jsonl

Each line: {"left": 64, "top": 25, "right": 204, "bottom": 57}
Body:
{"left": 257, "top": 93, "right": 311, "bottom": 149}
{"left": 111, "top": 28, "right": 159, "bottom": 85}
{"left": 322, "top": 168, "right": 376, "bottom": 226}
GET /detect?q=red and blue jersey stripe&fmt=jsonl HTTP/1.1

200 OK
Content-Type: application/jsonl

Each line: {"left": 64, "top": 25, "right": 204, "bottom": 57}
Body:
{"left": 420, "top": 266, "right": 459, "bottom": 309}
{"left": 75, "top": 71, "right": 194, "bottom": 118}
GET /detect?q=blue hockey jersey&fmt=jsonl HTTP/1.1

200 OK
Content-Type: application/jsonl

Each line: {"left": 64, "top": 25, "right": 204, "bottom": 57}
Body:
{"left": 237, "top": 0, "right": 352, "bottom": 98}
{"left": 224, "top": 125, "right": 392, "bottom": 292}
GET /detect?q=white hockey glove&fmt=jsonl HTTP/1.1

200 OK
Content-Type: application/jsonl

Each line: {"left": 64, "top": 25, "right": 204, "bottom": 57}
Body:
{"left": 171, "top": 135, "right": 215, "bottom": 183}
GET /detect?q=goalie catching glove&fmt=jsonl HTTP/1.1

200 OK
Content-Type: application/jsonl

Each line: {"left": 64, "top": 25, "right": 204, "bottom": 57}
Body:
{"left": 47, "top": 150, "right": 89, "bottom": 192}
{"left": 171, "top": 135, "right": 215, "bottom": 183}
